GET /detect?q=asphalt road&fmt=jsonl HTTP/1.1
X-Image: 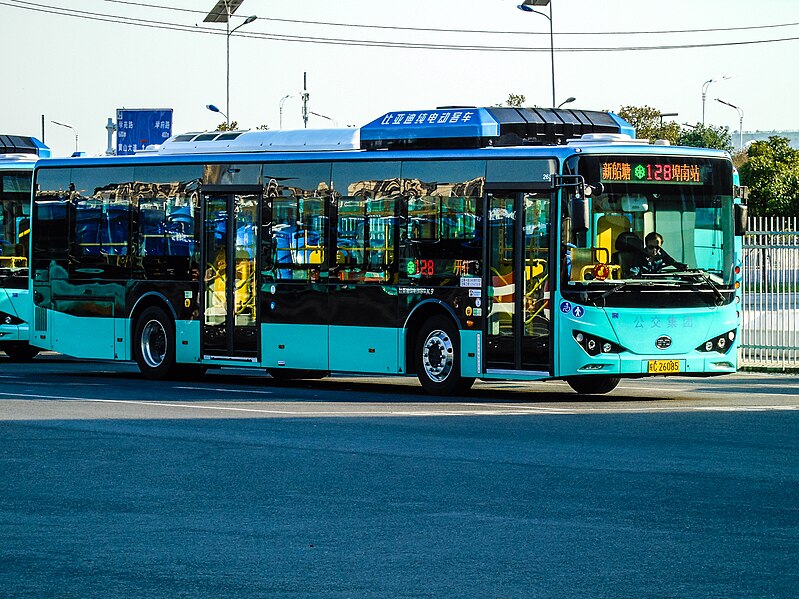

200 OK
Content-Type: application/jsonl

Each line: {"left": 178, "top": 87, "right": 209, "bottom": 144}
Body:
{"left": 1, "top": 356, "right": 798, "bottom": 598}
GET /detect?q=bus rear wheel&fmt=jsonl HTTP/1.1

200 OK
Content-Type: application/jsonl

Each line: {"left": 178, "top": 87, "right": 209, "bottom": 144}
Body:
{"left": 566, "top": 376, "right": 620, "bottom": 395}
{"left": 415, "top": 315, "right": 474, "bottom": 396}
{"left": 133, "top": 306, "right": 176, "bottom": 380}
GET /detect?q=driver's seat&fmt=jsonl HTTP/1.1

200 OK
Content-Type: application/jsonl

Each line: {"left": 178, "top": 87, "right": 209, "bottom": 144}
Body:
{"left": 612, "top": 232, "right": 644, "bottom": 277}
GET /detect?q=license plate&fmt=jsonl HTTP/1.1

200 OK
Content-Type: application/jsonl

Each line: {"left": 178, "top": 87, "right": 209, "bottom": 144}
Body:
{"left": 647, "top": 359, "right": 681, "bottom": 374}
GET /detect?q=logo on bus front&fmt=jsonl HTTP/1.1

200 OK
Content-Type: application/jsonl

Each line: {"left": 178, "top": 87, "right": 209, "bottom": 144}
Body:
{"left": 656, "top": 336, "right": 672, "bottom": 349}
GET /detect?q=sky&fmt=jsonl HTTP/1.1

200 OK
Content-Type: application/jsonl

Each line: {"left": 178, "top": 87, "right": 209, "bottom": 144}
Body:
{"left": 2, "top": 0, "right": 798, "bottom": 157}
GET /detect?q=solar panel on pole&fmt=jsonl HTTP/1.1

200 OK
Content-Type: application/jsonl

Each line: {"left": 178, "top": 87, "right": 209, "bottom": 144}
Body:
{"left": 203, "top": 0, "right": 243, "bottom": 23}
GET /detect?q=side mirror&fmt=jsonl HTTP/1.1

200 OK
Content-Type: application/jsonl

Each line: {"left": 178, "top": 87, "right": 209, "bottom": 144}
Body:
{"left": 734, "top": 185, "right": 749, "bottom": 200}
{"left": 571, "top": 194, "right": 590, "bottom": 233}
{"left": 734, "top": 203, "right": 748, "bottom": 236}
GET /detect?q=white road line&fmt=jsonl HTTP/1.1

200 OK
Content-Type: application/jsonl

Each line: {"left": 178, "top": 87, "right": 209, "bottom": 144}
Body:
{"left": 174, "top": 386, "right": 273, "bottom": 395}
{"left": 0, "top": 391, "right": 99, "bottom": 401}
{"left": 78, "top": 398, "right": 519, "bottom": 417}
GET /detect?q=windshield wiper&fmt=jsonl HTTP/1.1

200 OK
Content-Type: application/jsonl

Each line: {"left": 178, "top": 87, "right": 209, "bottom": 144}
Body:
{"left": 665, "top": 269, "right": 727, "bottom": 306}
{"left": 587, "top": 279, "right": 655, "bottom": 306}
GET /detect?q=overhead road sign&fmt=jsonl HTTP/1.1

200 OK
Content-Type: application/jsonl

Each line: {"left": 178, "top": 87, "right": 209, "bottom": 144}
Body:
{"left": 116, "top": 109, "right": 173, "bottom": 155}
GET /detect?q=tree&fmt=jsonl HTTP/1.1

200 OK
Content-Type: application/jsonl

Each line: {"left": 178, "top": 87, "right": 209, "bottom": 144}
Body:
{"left": 617, "top": 105, "right": 680, "bottom": 145}
{"left": 504, "top": 93, "right": 526, "bottom": 108}
{"left": 739, "top": 136, "right": 799, "bottom": 216}
{"left": 215, "top": 121, "right": 269, "bottom": 131}
{"left": 677, "top": 123, "right": 733, "bottom": 152}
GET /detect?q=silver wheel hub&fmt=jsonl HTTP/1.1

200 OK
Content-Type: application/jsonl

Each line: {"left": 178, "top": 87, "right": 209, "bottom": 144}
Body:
{"left": 422, "top": 329, "right": 454, "bottom": 383}
{"left": 141, "top": 319, "right": 167, "bottom": 368}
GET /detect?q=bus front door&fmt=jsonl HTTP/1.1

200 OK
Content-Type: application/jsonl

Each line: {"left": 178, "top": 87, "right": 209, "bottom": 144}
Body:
{"left": 485, "top": 191, "right": 551, "bottom": 373}
{"left": 202, "top": 192, "right": 259, "bottom": 360}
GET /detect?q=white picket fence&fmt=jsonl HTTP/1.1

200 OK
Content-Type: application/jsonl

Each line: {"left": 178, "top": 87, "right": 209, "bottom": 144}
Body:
{"left": 741, "top": 216, "right": 799, "bottom": 369}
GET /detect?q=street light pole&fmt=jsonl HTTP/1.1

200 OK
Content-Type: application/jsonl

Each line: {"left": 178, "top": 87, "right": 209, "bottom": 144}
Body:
{"left": 226, "top": 15, "right": 257, "bottom": 128}
{"left": 206, "top": 104, "right": 229, "bottom": 126}
{"left": 50, "top": 120, "right": 78, "bottom": 153}
{"left": 701, "top": 75, "right": 731, "bottom": 125}
{"left": 205, "top": 1, "right": 257, "bottom": 129}
{"left": 279, "top": 94, "right": 296, "bottom": 129}
{"left": 557, "top": 96, "right": 575, "bottom": 109}
{"left": 658, "top": 111, "right": 678, "bottom": 130}
{"left": 716, "top": 98, "right": 744, "bottom": 150}
{"left": 517, "top": 0, "right": 555, "bottom": 108}
{"left": 309, "top": 111, "right": 338, "bottom": 127}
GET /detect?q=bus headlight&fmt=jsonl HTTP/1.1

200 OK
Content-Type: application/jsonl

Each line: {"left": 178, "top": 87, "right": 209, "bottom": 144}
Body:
{"left": 696, "top": 329, "right": 736, "bottom": 354}
{"left": 573, "top": 331, "right": 624, "bottom": 357}
{"left": 0, "top": 312, "right": 23, "bottom": 326}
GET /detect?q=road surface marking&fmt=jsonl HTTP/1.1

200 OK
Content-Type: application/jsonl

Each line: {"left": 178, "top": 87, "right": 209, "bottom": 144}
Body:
{"left": 174, "top": 386, "right": 274, "bottom": 395}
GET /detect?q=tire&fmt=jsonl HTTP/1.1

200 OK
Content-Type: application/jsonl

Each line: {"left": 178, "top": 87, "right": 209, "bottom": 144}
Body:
{"left": 133, "top": 306, "right": 176, "bottom": 380}
{"left": 414, "top": 315, "right": 474, "bottom": 396}
{"left": 3, "top": 343, "right": 39, "bottom": 362}
{"left": 268, "top": 368, "right": 328, "bottom": 381}
{"left": 566, "top": 376, "right": 620, "bottom": 395}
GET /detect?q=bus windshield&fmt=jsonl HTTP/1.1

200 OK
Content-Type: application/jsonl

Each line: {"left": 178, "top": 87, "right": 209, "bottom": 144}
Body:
{"left": 563, "top": 155, "right": 735, "bottom": 302}
{"left": 0, "top": 170, "right": 32, "bottom": 289}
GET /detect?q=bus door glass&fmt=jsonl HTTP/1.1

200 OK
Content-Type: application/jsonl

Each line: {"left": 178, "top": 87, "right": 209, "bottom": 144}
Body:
{"left": 485, "top": 191, "right": 551, "bottom": 371}
{"left": 202, "top": 192, "right": 259, "bottom": 359}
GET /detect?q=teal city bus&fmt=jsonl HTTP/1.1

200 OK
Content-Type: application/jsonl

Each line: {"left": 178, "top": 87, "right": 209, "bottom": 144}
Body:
{"left": 29, "top": 107, "right": 746, "bottom": 394}
{"left": 0, "top": 134, "right": 49, "bottom": 360}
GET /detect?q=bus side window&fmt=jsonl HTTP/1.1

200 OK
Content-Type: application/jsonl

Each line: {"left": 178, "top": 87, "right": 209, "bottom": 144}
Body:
{"left": 335, "top": 195, "right": 397, "bottom": 283}
{"left": 272, "top": 195, "right": 326, "bottom": 281}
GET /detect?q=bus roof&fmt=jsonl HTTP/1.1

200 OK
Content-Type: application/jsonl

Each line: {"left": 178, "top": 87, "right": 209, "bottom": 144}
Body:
{"left": 32, "top": 106, "right": 731, "bottom": 168}
{"left": 150, "top": 107, "right": 634, "bottom": 156}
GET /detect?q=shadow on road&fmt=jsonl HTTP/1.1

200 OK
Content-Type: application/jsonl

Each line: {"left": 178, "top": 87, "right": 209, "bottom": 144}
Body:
{"left": 34, "top": 360, "right": 665, "bottom": 405}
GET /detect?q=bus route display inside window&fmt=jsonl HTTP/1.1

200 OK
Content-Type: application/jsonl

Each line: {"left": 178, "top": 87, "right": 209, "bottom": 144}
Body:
{"left": 600, "top": 161, "right": 704, "bottom": 185}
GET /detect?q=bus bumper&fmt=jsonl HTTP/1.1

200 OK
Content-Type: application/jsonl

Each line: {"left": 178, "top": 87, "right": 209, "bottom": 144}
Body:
{"left": 568, "top": 352, "right": 738, "bottom": 377}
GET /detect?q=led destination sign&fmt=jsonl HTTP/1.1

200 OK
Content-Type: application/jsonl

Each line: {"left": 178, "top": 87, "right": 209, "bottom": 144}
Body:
{"left": 600, "top": 161, "right": 704, "bottom": 185}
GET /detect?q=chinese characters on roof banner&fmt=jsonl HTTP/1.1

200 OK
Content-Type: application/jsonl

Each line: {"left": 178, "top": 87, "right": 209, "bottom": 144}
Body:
{"left": 379, "top": 110, "right": 476, "bottom": 126}
{"left": 116, "top": 109, "right": 173, "bottom": 155}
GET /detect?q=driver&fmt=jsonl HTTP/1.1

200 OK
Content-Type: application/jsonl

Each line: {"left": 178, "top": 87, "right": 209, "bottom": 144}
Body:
{"left": 641, "top": 232, "right": 686, "bottom": 273}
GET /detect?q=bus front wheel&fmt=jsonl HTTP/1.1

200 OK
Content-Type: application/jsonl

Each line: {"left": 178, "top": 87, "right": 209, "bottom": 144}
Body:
{"left": 415, "top": 315, "right": 474, "bottom": 396}
{"left": 3, "top": 343, "right": 39, "bottom": 362}
{"left": 133, "top": 306, "right": 176, "bottom": 380}
{"left": 566, "top": 376, "right": 620, "bottom": 395}
{"left": 268, "top": 369, "right": 328, "bottom": 381}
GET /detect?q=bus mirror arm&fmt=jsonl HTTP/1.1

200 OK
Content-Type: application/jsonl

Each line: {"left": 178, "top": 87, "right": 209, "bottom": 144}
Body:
{"left": 553, "top": 174, "right": 590, "bottom": 233}
{"left": 561, "top": 217, "right": 572, "bottom": 246}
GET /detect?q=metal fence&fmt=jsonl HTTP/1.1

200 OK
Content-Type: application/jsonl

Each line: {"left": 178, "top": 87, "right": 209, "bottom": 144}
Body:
{"left": 741, "top": 216, "right": 799, "bottom": 369}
